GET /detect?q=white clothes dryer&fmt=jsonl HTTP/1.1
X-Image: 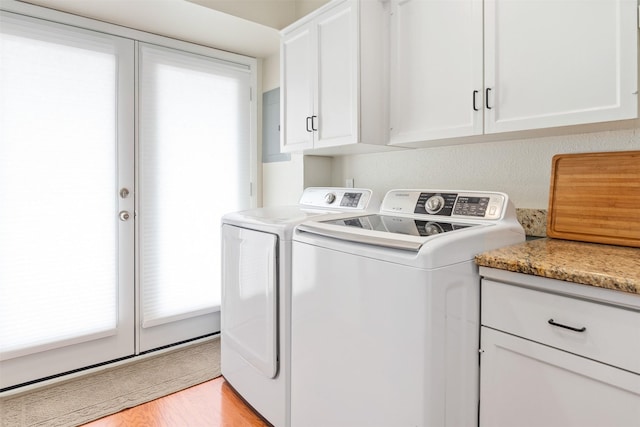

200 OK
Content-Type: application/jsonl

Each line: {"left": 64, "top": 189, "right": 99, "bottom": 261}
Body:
{"left": 290, "top": 189, "right": 525, "bottom": 427}
{"left": 220, "top": 187, "right": 377, "bottom": 427}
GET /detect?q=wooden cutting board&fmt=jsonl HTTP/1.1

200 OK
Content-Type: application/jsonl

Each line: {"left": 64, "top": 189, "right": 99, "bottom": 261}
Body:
{"left": 547, "top": 150, "right": 640, "bottom": 247}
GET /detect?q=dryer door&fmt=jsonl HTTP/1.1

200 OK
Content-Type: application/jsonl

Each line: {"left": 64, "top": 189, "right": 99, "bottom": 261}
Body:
{"left": 221, "top": 225, "right": 278, "bottom": 378}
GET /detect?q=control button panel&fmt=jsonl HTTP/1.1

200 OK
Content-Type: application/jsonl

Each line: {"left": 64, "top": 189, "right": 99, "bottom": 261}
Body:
{"left": 381, "top": 190, "right": 507, "bottom": 220}
{"left": 339, "top": 192, "right": 363, "bottom": 208}
{"left": 453, "top": 196, "right": 490, "bottom": 217}
{"left": 299, "top": 187, "right": 372, "bottom": 210}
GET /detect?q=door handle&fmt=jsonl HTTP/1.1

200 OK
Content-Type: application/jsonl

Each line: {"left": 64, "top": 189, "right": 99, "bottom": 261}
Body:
{"left": 485, "top": 88, "right": 493, "bottom": 110}
{"left": 472, "top": 90, "right": 479, "bottom": 111}
{"left": 311, "top": 115, "right": 318, "bottom": 131}
{"left": 306, "top": 116, "right": 312, "bottom": 132}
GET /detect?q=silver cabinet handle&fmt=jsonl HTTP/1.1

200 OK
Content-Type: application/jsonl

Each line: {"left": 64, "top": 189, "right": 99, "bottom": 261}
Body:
{"left": 119, "top": 211, "right": 131, "bottom": 221}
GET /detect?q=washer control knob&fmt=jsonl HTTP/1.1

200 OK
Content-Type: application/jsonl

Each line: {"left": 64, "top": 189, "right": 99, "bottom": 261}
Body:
{"left": 324, "top": 192, "right": 337, "bottom": 204}
{"left": 424, "top": 195, "right": 445, "bottom": 214}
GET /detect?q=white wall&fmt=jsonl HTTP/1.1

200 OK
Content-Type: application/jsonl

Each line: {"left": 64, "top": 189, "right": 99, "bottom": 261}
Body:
{"left": 263, "top": 154, "right": 305, "bottom": 206}
{"left": 331, "top": 126, "right": 640, "bottom": 209}
{"left": 295, "top": 0, "right": 330, "bottom": 20}
{"left": 263, "top": 154, "right": 333, "bottom": 206}
{"left": 262, "top": 53, "right": 280, "bottom": 92}
{"left": 261, "top": 52, "right": 298, "bottom": 206}
{"left": 186, "top": 0, "right": 298, "bottom": 30}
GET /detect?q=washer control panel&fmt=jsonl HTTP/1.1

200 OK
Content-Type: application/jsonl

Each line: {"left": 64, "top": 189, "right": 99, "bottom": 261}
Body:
{"left": 381, "top": 190, "right": 507, "bottom": 220}
{"left": 299, "top": 187, "right": 373, "bottom": 210}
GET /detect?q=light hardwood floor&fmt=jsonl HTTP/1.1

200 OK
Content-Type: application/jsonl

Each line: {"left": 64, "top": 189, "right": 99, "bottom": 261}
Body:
{"left": 83, "top": 377, "right": 270, "bottom": 427}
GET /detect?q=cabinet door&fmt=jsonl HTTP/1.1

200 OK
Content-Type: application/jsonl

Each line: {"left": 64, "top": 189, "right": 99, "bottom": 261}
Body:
{"left": 389, "top": 0, "right": 483, "bottom": 144}
{"left": 480, "top": 327, "right": 640, "bottom": 427}
{"left": 315, "top": 0, "right": 359, "bottom": 148}
{"left": 281, "top": 23, "right": 315, "bottom": 151}
{"left": 484, "top": 0, "right": 638, "bottom": 133}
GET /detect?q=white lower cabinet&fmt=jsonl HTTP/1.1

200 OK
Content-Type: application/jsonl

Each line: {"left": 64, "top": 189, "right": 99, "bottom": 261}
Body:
{"left": 480, "top": 328, "right": 640, "bottom": 427}
{"left": 480, "top": 271, "right": 640, "bottom": 427}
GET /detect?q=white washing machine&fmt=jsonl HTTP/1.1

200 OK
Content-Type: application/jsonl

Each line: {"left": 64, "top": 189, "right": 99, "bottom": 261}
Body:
{"left": 291, "top": 189, "right": 525, "bottom": 427}
{"left": 220, "top": 187, "right": 377, "bottom": 427}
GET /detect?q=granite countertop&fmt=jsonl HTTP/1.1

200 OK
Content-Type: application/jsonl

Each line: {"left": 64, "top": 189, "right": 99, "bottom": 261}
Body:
{"left": 475, "top": 238, "right": 640, "bottom": 295}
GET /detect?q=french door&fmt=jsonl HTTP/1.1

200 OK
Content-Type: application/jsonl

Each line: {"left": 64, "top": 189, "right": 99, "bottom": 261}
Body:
{"left": 137, "top": 43, "right": 252, "bottom": 352}
{"left": 0, "top": 12, "right": 135, "bottom": 389}
{"left": 0, "top": 10, "right": 254, "bottom": 390}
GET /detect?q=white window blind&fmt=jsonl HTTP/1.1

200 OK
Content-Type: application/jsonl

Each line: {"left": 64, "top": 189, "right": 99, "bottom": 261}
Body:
{"left": 0, "top": 14, "right": 121, "bottom": 360}
{"left": 138, "top": 43, "right": 251, "bottom": 329}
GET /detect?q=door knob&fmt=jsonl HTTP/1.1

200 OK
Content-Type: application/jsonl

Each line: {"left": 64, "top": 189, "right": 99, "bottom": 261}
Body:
{"left": 119, "top": 211, "right": 131, "bottom": 221}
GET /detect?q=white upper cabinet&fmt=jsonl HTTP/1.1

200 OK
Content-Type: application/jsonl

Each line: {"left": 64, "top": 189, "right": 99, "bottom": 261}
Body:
{"left": 390, "top": 0, "right": 638, "bottom": 147}
{"left": 281, "top": 0, "right": 389, "bottom": 154}
{"left": 390, "top": 0, "right": 484, "bottom": 143}
{"left": 485, "top": 0, "right": 638, "bottom": 134}
{"left": 281, "top": 23, "right": 315, "bottom": 151}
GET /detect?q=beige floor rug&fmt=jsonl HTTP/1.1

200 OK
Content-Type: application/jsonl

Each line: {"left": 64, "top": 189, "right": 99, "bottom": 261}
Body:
{"left": 0, "top": 336, "right": 221, "bottom": 427}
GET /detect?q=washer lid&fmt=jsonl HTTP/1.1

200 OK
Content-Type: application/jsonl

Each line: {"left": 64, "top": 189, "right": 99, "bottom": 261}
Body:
{"left": 329, "top": 214, "right": 476, "bottom": 236}
{"left": 297, "top": 215, "right": 482, "bottom": 251}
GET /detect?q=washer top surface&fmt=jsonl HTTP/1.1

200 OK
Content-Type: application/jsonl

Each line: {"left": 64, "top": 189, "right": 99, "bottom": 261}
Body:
{"left": 294, "top": 189, "right": 526, "bottom": 268}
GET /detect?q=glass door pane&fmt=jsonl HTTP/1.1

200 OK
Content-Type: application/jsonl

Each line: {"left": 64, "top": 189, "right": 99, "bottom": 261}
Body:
{"left": 0, "top": 13, "right": 135, "bottom": 390}
{"left": 138, "top": 43, "right": 252, "bottom": 351}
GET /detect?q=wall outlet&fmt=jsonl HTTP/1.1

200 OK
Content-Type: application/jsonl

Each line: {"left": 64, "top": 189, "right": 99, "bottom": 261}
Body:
{"left": 346, "top": 178, "right": 354, "bottom": 188}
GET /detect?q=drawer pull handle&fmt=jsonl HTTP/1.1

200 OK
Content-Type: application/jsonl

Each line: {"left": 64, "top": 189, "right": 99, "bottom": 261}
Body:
{"left": 548, "top": 318, "right": 586, "bottom": 333}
